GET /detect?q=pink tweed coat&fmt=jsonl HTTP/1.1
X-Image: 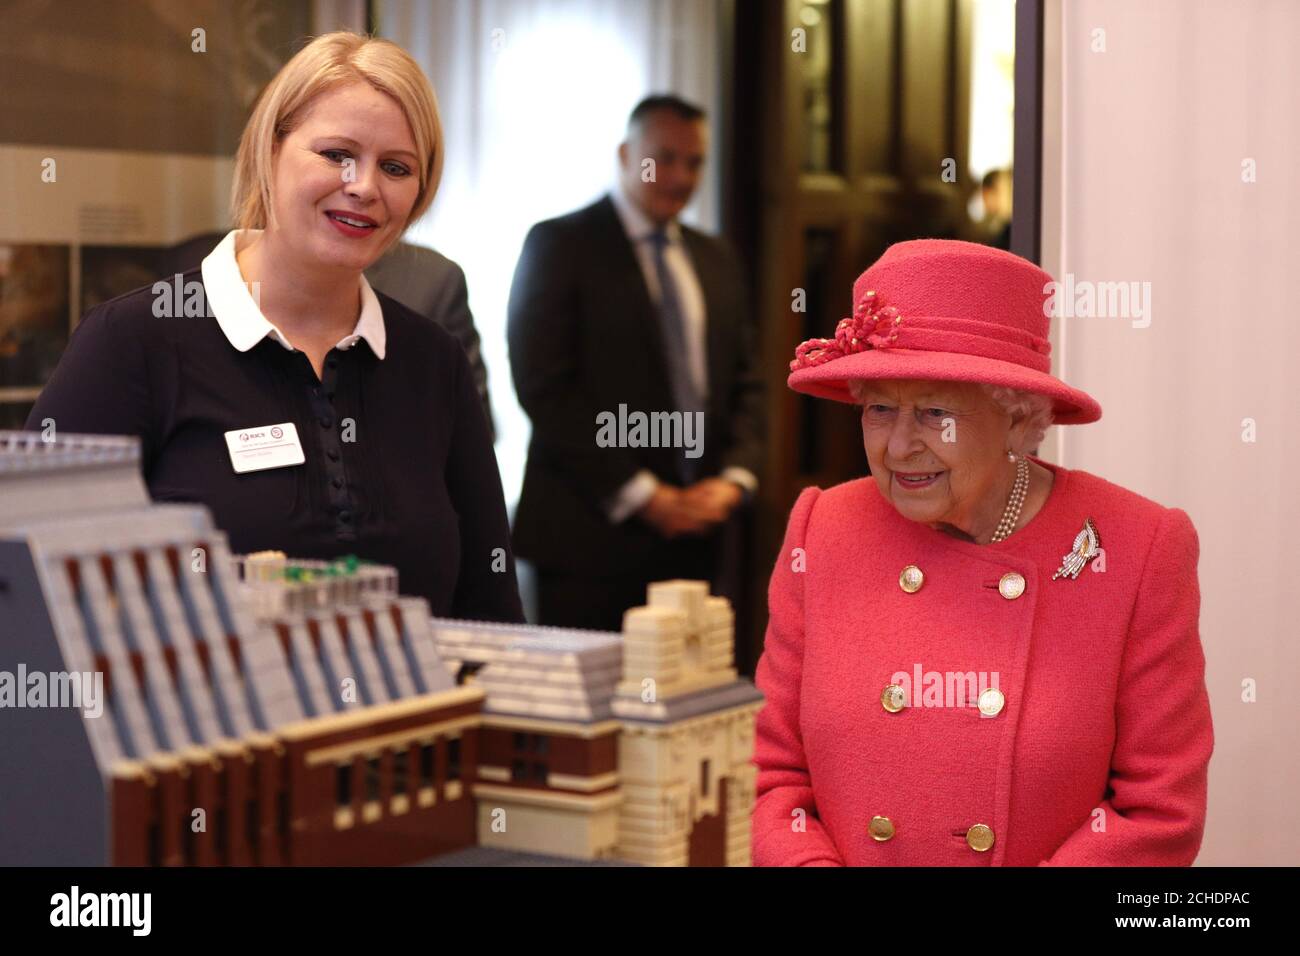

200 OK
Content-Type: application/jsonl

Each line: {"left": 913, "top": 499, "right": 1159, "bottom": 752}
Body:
{"left": 751, "top": 456, "right": 1214, "bottom": 866}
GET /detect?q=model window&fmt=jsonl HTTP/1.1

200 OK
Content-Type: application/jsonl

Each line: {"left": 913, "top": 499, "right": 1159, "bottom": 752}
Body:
{"left": 420, "top": 743, "right": 435, "bottom": 788}
{"left": 393, "top": 749, "right": 408, "bottom": 796}
{"left": 336, "top": 763, "right": 352, "bottom": 807}
{"left": 447, "top": 736, "right": 461, "bottom": 781}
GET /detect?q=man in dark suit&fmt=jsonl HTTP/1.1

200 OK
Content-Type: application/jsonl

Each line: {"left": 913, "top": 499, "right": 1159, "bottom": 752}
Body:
{"left": 508, "top": 95, "right": 765, "bottom": 631}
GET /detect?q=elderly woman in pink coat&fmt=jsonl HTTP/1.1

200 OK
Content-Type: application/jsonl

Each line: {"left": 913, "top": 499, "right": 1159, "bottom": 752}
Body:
{"left": 752, "top": 239, "right": 1213, "bottom": 866}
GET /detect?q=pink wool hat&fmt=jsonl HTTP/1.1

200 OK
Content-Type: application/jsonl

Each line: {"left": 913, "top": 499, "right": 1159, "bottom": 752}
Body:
{"left": 787, "top": 239, "right": 1101, "bottom": 424}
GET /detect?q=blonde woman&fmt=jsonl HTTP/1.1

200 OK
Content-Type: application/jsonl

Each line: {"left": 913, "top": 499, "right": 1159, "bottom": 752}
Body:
{"left": 28, "top": 32, "right": 523, "bottom": 622}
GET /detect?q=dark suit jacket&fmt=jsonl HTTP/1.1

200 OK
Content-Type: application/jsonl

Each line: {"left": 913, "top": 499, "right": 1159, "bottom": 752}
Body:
{"left": 507, "top": 194, "right": 765, "bottom": 576}
{"left": 365, "top": 244, "right": 495, "bottom": 439}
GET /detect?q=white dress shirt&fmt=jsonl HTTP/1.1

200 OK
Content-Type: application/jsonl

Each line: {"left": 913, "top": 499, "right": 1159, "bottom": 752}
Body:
{"left": 603, "top": 188, "right": 759, "bottom": 524}
{"left": 201, "top": 229, "right": 387, "bottom": 359}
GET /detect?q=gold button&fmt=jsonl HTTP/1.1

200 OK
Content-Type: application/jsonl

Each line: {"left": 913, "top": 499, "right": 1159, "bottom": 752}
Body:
{"left": 881, "top": 684, "right": 907, "bottom": 713}
{"left": 899, "top": 565, "right": 925, "bottom": 593}
{"left": 998, "top": 572, "right": 1026, "bottom": 600}
{"left": 978, "top": 687, "right": 1005, "bottom": 717}
{"left": 966, "top": 823, "right": 995, "bottom": 852}
{"left": 868, "top": 816, "right": 895, "bottom": 841}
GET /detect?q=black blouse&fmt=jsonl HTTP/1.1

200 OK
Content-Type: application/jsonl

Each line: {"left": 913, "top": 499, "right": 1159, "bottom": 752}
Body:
{"left": 26, "top": 268, "right": 524, "bottom": 624}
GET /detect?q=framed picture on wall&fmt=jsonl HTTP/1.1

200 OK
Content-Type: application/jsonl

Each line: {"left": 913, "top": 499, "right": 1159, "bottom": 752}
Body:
{"left": 0, "top": 0, "right": 315, "bottom": 425}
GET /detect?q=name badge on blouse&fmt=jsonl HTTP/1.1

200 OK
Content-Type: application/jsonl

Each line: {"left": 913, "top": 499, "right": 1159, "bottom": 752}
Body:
{"left": 224, "top": 423, "right": 306, "bottom": 474}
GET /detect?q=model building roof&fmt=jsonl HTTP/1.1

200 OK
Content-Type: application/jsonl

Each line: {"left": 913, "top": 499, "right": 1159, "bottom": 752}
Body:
{"left": 0, "top": 432, "right": 152, "bottom": 524}
{"left": 2, "top": 502, "right": 298, "bottom": 769}
{"left": 431, "top": 618, "right": 623, "bottom": 723}
{"left": 236, "top": 552, "right": 456, "bottom": 719}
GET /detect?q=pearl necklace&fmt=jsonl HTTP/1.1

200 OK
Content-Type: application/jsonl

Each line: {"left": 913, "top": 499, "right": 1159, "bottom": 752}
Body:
{"left": 990, "top": 455, "right": 1031, "bottom": 543}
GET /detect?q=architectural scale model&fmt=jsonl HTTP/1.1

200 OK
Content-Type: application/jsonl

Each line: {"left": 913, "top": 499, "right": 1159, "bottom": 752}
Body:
{"left": 0, "top": 431, "right": 763, "bottom": 866}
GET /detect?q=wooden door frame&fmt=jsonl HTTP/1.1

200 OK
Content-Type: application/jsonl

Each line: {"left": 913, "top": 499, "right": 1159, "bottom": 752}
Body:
{"left": 717, "top": 0, "right": 1047, "bottom": 672}
{"left": 1012, "top": 0, "right": 1045, "bottom": 264}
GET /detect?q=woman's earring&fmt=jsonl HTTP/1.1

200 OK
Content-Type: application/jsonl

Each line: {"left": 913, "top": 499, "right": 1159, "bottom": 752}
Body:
{"left": 1007, "top": 450, "right": 1016, "bottom": 462}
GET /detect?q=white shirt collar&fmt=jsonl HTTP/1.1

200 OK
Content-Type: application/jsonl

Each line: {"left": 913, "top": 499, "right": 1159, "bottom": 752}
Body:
{"left": 610, "top": 184, "right": 683, "bottom": 245}
{"left": 200, "top": 229, "right": 387, "bottom": 360}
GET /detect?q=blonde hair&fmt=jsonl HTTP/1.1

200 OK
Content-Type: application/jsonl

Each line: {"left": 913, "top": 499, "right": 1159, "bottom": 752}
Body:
{"left": 231, "top": 31, "right": 444, "bottom": 241}
{"left": 847, "top": 379, "right": 1055, "bottom": 455}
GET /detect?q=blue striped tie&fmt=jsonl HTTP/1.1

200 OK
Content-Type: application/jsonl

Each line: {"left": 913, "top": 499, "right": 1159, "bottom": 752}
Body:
{"left": 647, "top": 228, "right": 703, "bottom": 482}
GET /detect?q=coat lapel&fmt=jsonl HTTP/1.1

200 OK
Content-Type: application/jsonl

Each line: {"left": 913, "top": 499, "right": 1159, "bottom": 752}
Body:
{"left": 683, "top": 229, "right": 726, "bottom": 419}
{"left": 592, "top": 195, "right": 673, "bottom": 394}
